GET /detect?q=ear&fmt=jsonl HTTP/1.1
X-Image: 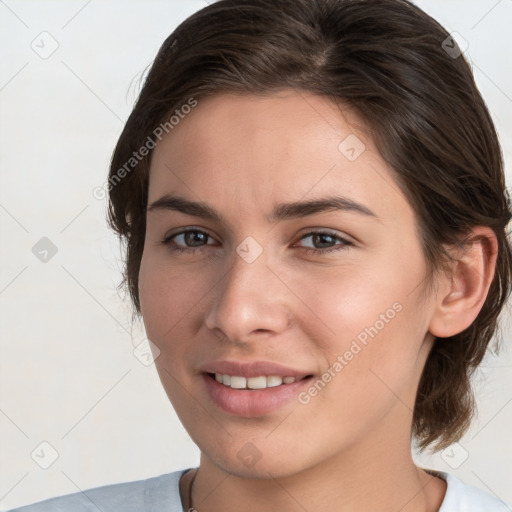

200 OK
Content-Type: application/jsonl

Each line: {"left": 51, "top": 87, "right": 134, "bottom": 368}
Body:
{"left": 428, "top": 226, "right": 498, "bottom": 338}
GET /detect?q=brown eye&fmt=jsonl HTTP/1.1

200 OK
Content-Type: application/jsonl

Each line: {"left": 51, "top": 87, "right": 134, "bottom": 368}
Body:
{"left": 297, "top": 231, "right": 352, "bottom": 254}
{"left": 182, "top": 231, "right": 209, "bottom": 247}
{"left": 162, "top": 229, "right": 216, "bottom": 253}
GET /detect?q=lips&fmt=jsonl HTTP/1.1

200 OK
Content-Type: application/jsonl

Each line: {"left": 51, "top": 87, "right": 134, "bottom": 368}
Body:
{"left": 198, "top": 360, "right": 314, "bottom": 417}
{"left": 198, "top": 360, "right": 312, "bottom": 380}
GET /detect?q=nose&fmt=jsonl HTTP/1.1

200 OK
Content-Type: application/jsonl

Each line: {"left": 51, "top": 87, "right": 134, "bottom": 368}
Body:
{"left": 204, "top": 246, "right": 291, "bottom": 344}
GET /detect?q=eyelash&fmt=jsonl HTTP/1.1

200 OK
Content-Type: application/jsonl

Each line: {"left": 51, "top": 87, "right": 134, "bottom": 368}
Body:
{"left": 161, "top": 229, "right": 352, "bottom": 255}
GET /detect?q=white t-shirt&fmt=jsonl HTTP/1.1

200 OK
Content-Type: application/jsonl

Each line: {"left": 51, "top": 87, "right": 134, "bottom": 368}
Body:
{"left": 7, "top": 468, "right": 511, "bottom": 511}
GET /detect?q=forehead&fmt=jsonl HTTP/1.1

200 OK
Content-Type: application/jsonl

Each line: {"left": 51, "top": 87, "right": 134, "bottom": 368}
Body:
{"left": 148, "top": 90, "right": 410, "bottom": 225}
{"left": 151, "top": 90, "right": 364, "bottom": 179}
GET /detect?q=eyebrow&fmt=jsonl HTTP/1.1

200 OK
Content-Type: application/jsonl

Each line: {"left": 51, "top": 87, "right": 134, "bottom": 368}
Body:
{"left": 147, "top": 194, "right": 380, "bottom": 223}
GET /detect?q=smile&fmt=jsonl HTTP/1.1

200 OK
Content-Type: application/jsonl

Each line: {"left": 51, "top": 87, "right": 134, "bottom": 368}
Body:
{"left": 212, "top": 373, "right": 297, "bottom": 389}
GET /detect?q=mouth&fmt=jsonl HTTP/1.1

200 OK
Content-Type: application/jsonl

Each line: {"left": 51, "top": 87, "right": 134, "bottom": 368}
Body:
{"left": 207, "top": 372, "right": 313, "bottom": 390}
{"left": 202, "top": 372, "right": 315, "bottom": 417}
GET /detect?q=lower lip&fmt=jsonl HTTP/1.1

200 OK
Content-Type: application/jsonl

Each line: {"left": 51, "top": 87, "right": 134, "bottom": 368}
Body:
{"left": 202, "top": 373, "right": 312, "bottom": 417}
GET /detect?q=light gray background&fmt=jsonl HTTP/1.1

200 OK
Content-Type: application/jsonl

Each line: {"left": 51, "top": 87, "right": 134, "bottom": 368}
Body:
{"left": 1, "top": 0, "right": 511, "bottom": 509}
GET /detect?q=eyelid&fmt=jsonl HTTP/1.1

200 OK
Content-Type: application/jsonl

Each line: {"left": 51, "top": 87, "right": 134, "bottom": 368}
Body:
{"left": 163, "top": 225, "right": 217, "bottom": 239}
{"left": 296, "top": 227, "right": 355, "bottom": 244}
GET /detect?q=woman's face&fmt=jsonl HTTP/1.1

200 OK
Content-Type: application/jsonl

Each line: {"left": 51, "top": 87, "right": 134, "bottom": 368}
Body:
{"left": 139, "top": 90, "right": 438, "bottom": 477}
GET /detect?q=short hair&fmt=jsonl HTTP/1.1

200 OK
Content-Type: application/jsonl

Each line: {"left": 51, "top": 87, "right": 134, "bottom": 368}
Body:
{"left": 106, "top": 0, "right": 512, "bottom": 451}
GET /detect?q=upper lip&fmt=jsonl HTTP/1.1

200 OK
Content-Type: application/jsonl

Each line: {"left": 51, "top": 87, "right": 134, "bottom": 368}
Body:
{"left": 198, "top": 360, "right": 313, "bottom": 379}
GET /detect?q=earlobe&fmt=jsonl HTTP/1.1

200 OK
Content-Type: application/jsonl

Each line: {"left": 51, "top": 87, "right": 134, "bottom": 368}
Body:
{"left": 428, "top": 227, "right": 498, "bottom": 338}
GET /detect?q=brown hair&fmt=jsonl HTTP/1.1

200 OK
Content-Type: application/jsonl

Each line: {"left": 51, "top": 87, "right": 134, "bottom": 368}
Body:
{"left": 107, "top": 0, "right": 512, "bottom": 451}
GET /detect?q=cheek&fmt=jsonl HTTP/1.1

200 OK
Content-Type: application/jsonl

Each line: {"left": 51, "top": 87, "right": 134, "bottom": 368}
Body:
{"left": 139, "top": 253, "right": 206, "bottom": 337}
{"left": 139, "top": 269, "right": 178, "bottom": 381}
{"left": 138, "top": 255, "right": 208, "bottom": 415}
{"left": 292, "top": 280, "right": 425, "bottom": 446}
{"left": 302, "top": 252, "right": 428, "bottom": 385}
{"left": 301, "top": 262, "right": 413, "bottom": 340}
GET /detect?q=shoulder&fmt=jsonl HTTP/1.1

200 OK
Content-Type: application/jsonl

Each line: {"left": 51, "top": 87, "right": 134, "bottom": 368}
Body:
{"left": 435, "top": 470, "right": 512, "bottom": 511}
{"left": 6, "top": 469, "right": 189, "bottom": 512}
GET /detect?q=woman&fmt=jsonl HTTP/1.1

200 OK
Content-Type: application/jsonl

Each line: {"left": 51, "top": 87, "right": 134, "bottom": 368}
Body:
{"left": 10, "top": 0, "right": 512, "bottom": 510}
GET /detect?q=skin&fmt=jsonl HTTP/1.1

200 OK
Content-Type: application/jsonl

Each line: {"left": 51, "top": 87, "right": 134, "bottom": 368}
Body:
{"left": 138, "top": 89, "right": 497, "bottom": 512}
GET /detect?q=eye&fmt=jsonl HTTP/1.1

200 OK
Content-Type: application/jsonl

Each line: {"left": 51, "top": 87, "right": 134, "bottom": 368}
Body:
{"left": 296, "top": 230, "right": 352, "bottom": 254}
{"left": 161, "top": 228, "right": 352, "bottom": 256}
{"left": 161, "top": 229, "right": 216, "bottom": 253}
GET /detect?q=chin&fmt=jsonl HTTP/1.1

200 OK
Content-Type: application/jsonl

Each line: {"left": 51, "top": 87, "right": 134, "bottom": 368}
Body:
{"left": 199, "top": 440, "right": 320, "bottom": 480}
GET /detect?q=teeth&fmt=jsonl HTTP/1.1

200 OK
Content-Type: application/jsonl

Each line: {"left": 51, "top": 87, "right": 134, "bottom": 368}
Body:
{"left": 230, "top": 376, "right": 246, "bottom": 389}
{"left": 266, "top": 376, "right": 283, "bottom": 387}
{"left": 213, "top": 373, "right": 296, "bottom": 389}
